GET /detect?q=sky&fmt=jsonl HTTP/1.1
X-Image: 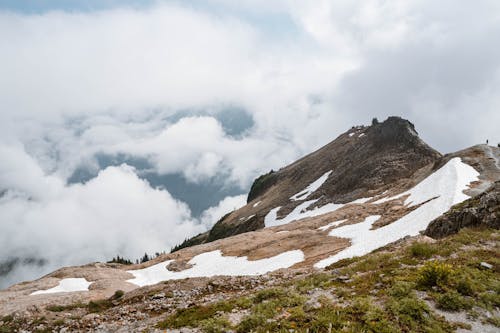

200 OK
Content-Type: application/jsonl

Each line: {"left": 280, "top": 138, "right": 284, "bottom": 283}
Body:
{"left": 1, "top": 0, "right": 500, "bottom": 287}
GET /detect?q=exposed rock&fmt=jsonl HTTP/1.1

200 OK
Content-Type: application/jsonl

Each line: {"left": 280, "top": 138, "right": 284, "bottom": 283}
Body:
{"left": 425, "top": 181, "right": 500, "bottom": 238}
{"left": 480, "top": 262, "right": 493, "bottom": 270}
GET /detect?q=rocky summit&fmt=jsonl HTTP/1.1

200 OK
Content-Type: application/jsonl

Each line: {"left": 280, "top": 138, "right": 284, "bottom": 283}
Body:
{"left": 1, "top": 116, "right": 499, "bottom": 333}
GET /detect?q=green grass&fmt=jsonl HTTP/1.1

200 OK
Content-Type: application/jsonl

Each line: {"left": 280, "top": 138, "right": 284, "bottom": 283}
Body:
{"left": 436, "top": 291, "right": 472, "bottom": 311}
{"left": 408, "top": 242, "right": 437, "bottom": 258}
{"left": 157, "top": 300, "right": 234, "bottom": 329}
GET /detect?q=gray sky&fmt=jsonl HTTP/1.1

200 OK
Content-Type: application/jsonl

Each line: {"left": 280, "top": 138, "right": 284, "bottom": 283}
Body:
{"left": 1, "top": 0, "right": 500, "bottom": 286}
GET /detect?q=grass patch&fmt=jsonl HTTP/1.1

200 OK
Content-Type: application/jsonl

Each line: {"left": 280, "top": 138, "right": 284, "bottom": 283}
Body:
{"left": 436, "top": 291, "right": 472, "bottom": 312}
{"left": 157, "top": 300, "right": 233, "bottom": 329}
{"left": 409, "top": 242, "right": 437, "bottom": 258}
{"left": 87, "top": 299, "right": 113, "bottom": 313}
{"left": 46, "top": 303, "right": 86, "bottom": 312}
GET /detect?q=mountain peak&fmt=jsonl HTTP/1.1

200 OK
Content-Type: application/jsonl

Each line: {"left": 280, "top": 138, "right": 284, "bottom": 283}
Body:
{"left": 189, "top": 117, "right": 443, "bottom": 244}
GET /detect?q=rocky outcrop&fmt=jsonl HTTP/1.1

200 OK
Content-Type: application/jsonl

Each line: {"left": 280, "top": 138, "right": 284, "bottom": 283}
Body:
{"left": 425, "top": 181, "right": 500, "bottom": 238}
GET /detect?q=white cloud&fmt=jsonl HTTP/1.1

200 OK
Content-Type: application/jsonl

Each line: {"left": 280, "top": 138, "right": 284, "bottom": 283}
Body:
{"left": 200, "top": 194, "right": 247, "bottom": 229}
{"left": 0, "top": 144, "right": 207, "bottom": 287}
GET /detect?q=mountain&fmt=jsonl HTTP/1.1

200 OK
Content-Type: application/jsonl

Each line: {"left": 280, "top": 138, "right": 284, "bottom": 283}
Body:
{"left": 177, "top": 116, "right": 442, "bottom": 247}
{"left": 1, "top": 116, "right": 498, "bottom": 333}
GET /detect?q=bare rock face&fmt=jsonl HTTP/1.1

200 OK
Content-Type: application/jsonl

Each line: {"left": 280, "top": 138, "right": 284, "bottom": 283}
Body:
{"left": 425, "top": 181, "right": 500, "bottom": 238}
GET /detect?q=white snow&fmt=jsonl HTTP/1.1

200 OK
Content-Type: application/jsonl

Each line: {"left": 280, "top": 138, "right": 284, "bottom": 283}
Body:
{"left": 349, "top": 197, "right": 372, "bottom": 204}
{"left": 126, "top": 249, "right": 304, "bottom": 287}
{"left": 264, "top": 199, "right": 344, "bottom": 228}
{"left": 318, "top": 219, "right": 348, "bottom": 231}
{"left": 348, "top": 132, "right": 355, "bottom": 137}
{"left": 290, "top": 171, "right": 332, "bottom": 201}
{"left": 315, "top": 158, "right": 479, "bottom": 268}
{"left": 31, "top": 278, "right": 92, "bottom": 295}
{"left": 253, "top": 201, "right": 262, "bottom": 207}
{"left": 358, "top": 133, "right": 365, "bottom": 138}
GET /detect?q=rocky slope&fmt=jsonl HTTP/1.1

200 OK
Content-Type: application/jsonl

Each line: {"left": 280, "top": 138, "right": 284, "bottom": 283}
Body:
{"left": 0, "top": 116, "right": 499, "bottom": 332}
{"left": 180, "top": 116, "right": 442, "bottom": 246}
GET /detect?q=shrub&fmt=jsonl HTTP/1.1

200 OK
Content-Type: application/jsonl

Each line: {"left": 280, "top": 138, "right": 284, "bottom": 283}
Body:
{"left": 46, "top": 305, "right": 65, "bottom": 312}
{"left": 157, "top": 301, "right": 233, "bottom": 329}
{"left": 253, "top": 288, "right": 286, "bottom": 303}
{"left": 87, "top": 299, "right": 112, "bottom": 313}
{"left": 389, "top": 281, "right": 415, "bottom": 298}
{"left": 456, "top": 278, "right": 474, "bottom": 296}
{"left": 418, "top": 261, "right": 453, "bottom": 288}
{"left": 233, "top": 297, "right": 252, "bottom": 309}
{"left": 436, "top": 291, "right": 471, "bottom": 312}
{"left": 409, "top": 242, "right": 437, "bottom": 259}
{"left": 388, "top": 296, "right": 431, "bottom": 328}
{"left": 111, "top": 290, "right": 124, "bottom": 300}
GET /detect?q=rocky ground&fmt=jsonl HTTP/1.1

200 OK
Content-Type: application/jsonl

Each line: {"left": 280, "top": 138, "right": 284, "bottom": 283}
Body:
{"left": 1, "top": 227, "right": 498, "bottom": 332}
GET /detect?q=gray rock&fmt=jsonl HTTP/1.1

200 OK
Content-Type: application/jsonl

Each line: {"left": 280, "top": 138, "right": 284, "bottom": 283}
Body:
{"left": 480, "top": 262, "right": 493, "bottom": 270}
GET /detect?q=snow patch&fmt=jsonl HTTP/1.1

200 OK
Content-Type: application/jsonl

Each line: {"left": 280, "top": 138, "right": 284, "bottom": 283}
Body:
{"left": 315, "top": 158, "right": 479, "bottom": 268}
{"left": 126, "top": 250, "right": 304, "bottom": 287}
{"left": 31, "top": 278, "right": 91, "bottom": 295}
{"left": 290, "top": 171, "right": 332, "bottom": 201}
{"left": 264, "top": 199, "right": 345, "bottom": 228}
{"left": 358, "top": 133, "right": 365, "bottom": 138}
{"left": 348, "top": 132, "right": 355, "bottom": 137}
{"left": 253, "top": 201, "right": 262, "bottom": 207}
{"left": 318, "top": 219, "right": 348, "bottom": 231}
{"left": 349, "top": 197, "right": 372, "bottom": 204}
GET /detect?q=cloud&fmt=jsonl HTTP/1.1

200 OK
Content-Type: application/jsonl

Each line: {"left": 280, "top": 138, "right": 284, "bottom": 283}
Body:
{"left": 199, "top": 194, "right": 247, "bottom": 229}
{"left": 0, "top": 144, "right": 208, "bottom": 288}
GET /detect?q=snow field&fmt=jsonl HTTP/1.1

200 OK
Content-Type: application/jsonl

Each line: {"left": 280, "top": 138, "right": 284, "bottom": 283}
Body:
{"left": 315, "top": 158, "right": 479, "bottom": 268}
{"left": 126, "top": 249, "right": 305, "bottom": 287}
{"left": 31, "top": 278, "right": 92, "bottom": 295}
{"left": 264, "top": 200, "right": 344, "bottom": 228}
{"left": 290, "top": 171, "right": 332, "bottom": 201}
